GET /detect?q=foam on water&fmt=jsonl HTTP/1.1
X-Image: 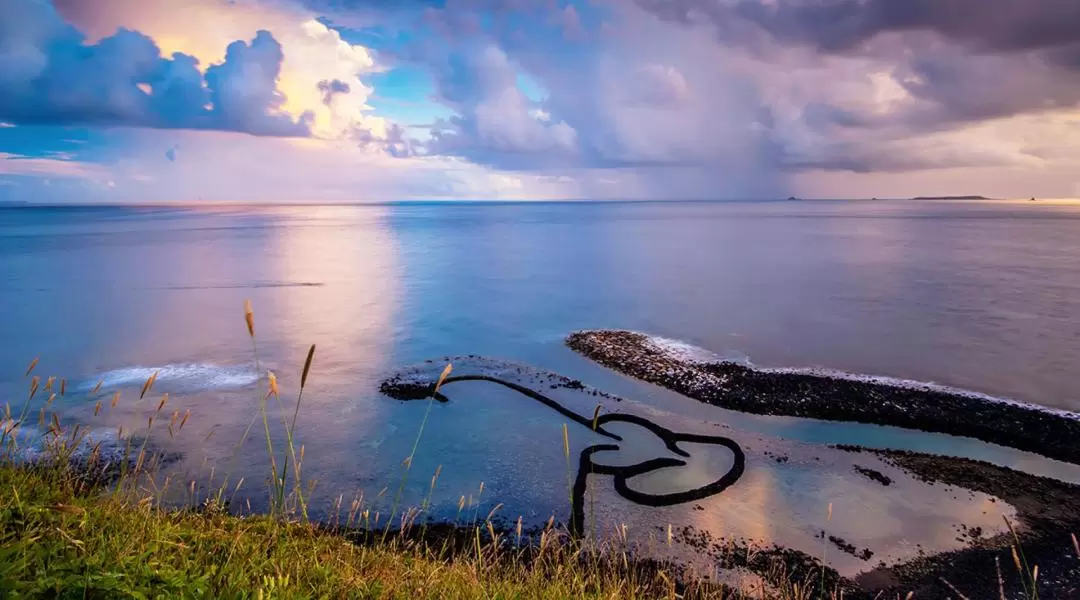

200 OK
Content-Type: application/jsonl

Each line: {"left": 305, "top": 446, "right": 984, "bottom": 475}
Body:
{"left": 3, "top": 422, "right": 126, "bottom": 463}
{"left": 645, "top": 335, "right": 752, "bottom": 366}
{"left": 641, "top": 333, "right": 1080, "bottom": 421}
{"left": 84, "top": 363, "right": 261, "bottom": 393}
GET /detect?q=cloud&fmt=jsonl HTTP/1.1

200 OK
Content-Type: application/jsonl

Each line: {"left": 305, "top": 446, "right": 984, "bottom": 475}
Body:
{"left": 7, "top": 0, "right": 1080, "bottom": 201}
{"left": 407, "top": 2, "right": 789, "bottom": 197}
{"left": 422, "top": 43, "right": 580, "bottom": 168}
{"left": 1, "top": 127, "right": 589, "bottom": 202}
{"left": 204, "top": 30, "right": 313, "bottom": 135}
{"left": 52, "top": 0, "right": 385, "bottom": 140}
{"left": 0, "top": 1, "right": 309, "bottom": 136}
{"left": 634, "top": 0, "right": 1080, "bottom": 55}
{"left": 318, "top": 79, "right": 351, "bottom": 106}
{"left": 629, "top": 0, "right": 1080, "bottom": 129}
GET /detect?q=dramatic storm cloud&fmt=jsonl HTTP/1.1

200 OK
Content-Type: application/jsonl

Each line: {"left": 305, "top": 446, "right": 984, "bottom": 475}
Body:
{"left": 2, "top": 0, "right": 1079, "bottom": 201}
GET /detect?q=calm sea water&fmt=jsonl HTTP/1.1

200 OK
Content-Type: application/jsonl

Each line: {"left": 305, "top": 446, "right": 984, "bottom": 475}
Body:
{"left": 3, "top": 199, "right": 1080, "bottom": 560}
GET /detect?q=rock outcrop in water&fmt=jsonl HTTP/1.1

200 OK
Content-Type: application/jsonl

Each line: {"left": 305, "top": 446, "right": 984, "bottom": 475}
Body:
{"left": 566, "top": 329, "right": 1080, "bottom": 464}
{"left": 565, "top": 329, "right": 1080, "bottom": 598}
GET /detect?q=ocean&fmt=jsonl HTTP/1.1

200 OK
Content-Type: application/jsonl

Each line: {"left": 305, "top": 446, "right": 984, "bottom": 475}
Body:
{"left": 4, "top": 199, "right": 1080, "bottom": 570}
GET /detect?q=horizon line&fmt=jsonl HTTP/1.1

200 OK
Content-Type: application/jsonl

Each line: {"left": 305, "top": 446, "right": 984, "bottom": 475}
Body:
{"left": 7, "top": 196, "right": 1075, "bottom": 209}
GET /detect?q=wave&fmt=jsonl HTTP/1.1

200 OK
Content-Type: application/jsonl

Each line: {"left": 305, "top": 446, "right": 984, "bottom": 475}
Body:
{"left": 2, "top": 422, "right": 124, "bottom": 462}
{"left": 82, "top": 363, "right": 261, "bottom": 393}
{"left": 645, "top": 335, "right": 752, "bottom": 366}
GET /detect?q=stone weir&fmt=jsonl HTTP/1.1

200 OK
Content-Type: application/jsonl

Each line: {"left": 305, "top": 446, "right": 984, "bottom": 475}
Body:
{"left": 566, "top": 329, "right": 1080, "bottom": 465}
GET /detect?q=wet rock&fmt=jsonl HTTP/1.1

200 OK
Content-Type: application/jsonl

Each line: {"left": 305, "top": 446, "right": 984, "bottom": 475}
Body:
{"left": 566, "top": 329, "right": 1080, "bottom": 465}
{"left": 853, "top": 465, "right": 892, "bottom": 486}
{"left": 567, "top": 329, "right": 1080, "bottom": 598}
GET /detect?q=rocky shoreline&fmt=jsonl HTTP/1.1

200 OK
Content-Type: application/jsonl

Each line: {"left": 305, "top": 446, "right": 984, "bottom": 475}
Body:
{"left": 846, "top": 446, "right": 1080, "bottom": 597}
{"left": 566, "top": 329, "right": 1080, "bottom": 598}
{"left": 566, "top": 329, "right": 1080, "bottom": 464}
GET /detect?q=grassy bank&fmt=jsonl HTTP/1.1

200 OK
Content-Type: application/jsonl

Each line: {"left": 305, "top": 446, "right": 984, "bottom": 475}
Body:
{"left": 0, "top": 303, "right": 780, "bottom": 599}
{"left": 18, "top": 302, "right": 1050, "bottom": 598}
{"left": 2, "top": 461, "right": 726, "bottom": 599}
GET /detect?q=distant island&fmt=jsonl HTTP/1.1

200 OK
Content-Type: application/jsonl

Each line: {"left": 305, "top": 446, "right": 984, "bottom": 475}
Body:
{"left": 911, "top": 195, "right": 991, "bottom": 200}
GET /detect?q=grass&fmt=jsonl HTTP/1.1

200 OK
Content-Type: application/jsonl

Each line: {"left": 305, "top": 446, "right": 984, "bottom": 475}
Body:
{"left": 0, "top": 463, "right": 728, "bottom": 599}
{"left": 0, "top": 301, "right": 764, "bottom": 599}
{"left": 7, "top": 299, "right": 1062, "bottom": 599}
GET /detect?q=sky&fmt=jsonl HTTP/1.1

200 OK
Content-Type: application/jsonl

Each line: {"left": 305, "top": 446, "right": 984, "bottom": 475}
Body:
{"left": 1, "top": 0, "right": 1079, "bottom": 203}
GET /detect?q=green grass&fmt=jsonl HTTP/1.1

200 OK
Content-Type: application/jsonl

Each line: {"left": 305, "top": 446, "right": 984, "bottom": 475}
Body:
{"left": 0, "top": 302, "right": 836, "bottom": 599}
{"left": 0, "top": 462, "right": 738, "bottom": 599}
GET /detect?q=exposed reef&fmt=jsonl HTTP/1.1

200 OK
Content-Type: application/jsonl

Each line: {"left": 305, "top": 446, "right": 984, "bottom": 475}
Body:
{"left": 381, "top": 366, "right": 745, "bottom": 537}
{"left": 852, "top": 465, "right": 892, "bottom": 486}
{"left": 841, "top": 446, "right": 1080, "bottom": 598}
{"left": 566, "top": 329, "right": 1080, "bottom": 464}
{"left": 565, "top": 329, "right": 1080, "bottom": 597}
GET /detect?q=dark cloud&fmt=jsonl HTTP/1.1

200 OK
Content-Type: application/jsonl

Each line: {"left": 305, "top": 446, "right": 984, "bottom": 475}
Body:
{"left": 777, "top": 136, "right": 1027, "bottom": 174}
{"left": 0, "top": 1, "right": 310, "bottom": 136}
{"left": 786, "top": 47, "right": 1080, "bottom": 133}
{"left": 896, "top": 50, "right": 1080, "bottom": 124}
{"left": 635, "top": 0, "right": 1080, "bottom": 55}
{"left": 631, "top": 0, "right": 1080, "bottom": 138}
{"left": 401, "top": 5, "right": 791, "bottom": 199}
{"left": 798, "top": 102, "right": 873, "bottom": 130}
{"left": 1047, "top": 43, "right": 1080, "bottom": 70}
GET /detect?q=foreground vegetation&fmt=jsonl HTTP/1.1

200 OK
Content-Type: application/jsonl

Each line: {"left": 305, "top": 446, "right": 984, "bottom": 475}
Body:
{"left": 0, "top": 302, "right": 776, "bottom": 599}
{"left": 7, "top": 301, "right": 1070, "bottom": 598}
{"left": 1, "top": 461, "right": 738, "bottom": 599}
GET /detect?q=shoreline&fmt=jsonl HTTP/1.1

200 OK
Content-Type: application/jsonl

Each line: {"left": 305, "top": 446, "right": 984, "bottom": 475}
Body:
{"left": 840, "top": 445, "right": 1080, "bottom": 596}
{"left": 566, "top": 330, "right": 1080, "bottom": 465}
{"left": 565, "top": 329, "right": 1080, "bottom": 597}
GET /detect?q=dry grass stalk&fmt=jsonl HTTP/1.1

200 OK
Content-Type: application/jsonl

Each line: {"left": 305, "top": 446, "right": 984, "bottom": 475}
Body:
{"left": 139, "top": 371, "right": 158, "bottom": 400}
{"left": 939, "top": 578, "right": 971, "bottom": 600}
{"left": 266, "top": 371, "right": 279, "bottom": 400}
{"left": 301, "top": 344, "right": 316, "bottom": 389}
{"left": 435, "top": 362, "right": 453, "bottom": 392}
{"left": 25, "top": 357, "right": 39, "bottom": 376}
{"left": 244, "top": 299, "right": 255, "bottom": 338}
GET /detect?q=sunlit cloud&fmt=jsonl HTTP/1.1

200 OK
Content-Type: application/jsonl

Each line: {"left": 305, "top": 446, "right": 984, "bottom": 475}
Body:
{"left": 2, "top": 0, "right": 1080, "bottom": 202}
{"left": 53, "top": 0, "right": 386, "bottom": 139}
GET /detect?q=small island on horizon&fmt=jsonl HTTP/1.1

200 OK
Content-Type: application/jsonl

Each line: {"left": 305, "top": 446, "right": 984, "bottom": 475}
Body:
{"left": 911, "top": 195, "right": 992, "bottom": 200}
